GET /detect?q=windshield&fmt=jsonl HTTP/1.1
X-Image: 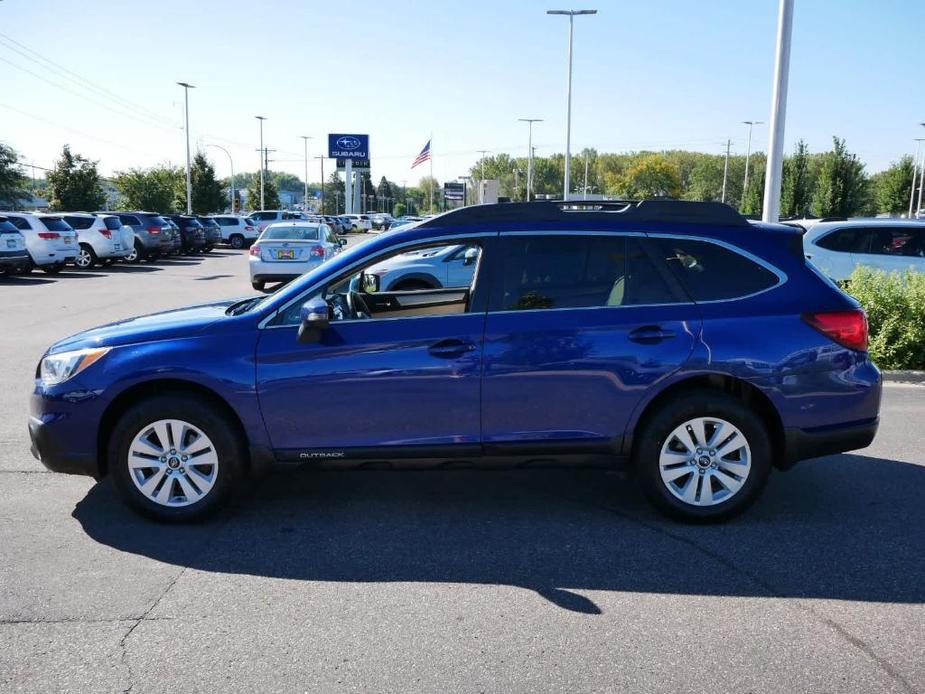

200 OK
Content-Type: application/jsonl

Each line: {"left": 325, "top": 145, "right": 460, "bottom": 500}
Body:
{"left": 262, "top": 226, "right": 320, "bottom": 240}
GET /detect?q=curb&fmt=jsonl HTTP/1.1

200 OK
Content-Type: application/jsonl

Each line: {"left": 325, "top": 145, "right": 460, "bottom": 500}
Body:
{"left": 882, "top": 370, "right": 925, "bottom": 384}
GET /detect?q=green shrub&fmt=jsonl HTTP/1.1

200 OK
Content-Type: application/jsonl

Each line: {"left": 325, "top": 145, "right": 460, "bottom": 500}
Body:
{"left": 843, "top": 267, "right": 925, "bottom": 370}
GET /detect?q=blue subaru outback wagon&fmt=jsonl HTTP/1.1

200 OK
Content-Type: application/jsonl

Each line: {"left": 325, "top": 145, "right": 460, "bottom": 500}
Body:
{"left": 29, "top": 201, "right": 881, "bottom": 523}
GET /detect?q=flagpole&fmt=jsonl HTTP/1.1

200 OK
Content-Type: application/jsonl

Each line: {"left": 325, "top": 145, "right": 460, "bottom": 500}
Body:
{"left": 429, "top": 133, "right": 434, "bottom": 214}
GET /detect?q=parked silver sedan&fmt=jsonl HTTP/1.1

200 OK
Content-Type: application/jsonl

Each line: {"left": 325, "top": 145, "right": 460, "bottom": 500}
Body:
{"left": 248, "top": 221, "right": 345, "bottom": 291}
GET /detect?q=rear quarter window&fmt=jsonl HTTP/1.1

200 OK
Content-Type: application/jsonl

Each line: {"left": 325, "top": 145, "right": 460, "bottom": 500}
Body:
{"left": 652, "top": 237, "right": 780, "bottom": 301}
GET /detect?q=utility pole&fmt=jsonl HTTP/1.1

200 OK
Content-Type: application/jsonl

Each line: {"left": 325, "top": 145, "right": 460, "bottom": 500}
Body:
{"left": 477, "top": 150, "right": 489, "bottom": 203}
{"left": 742, "top": 120, "right": 763, "bottom": 209}
{"left": 909, "top": 138, "right": 924, "bottom": 218}
{"left": 255, "top": 116, "right": 267, "bottom": 209}
{"left": 300, "top": 136, "right": 312, "bottom": 211}
{"left": 721, "top": 139, "right": 732, "bottom": 204}
{"left": 761, "top": 0, "right": 794, "bottom": 223}
{"left": 177, "top": 82, "right": 195, "bottom": 214}
{"left": 582, "top": 151, "right": 589, "bottom": 199}
{"left": 547, "top": 9, "right": 597, "bottom": 201}
{"left": 518, "top": 118, "right": 543, "bottom": 201}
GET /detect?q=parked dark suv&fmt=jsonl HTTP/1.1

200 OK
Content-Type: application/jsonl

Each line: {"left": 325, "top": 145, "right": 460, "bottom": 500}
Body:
{"left": 195, "top": 216, "right": 222, "bottom": 252}
{"left": 166, "top": 215, "right": 207, "bottom": 254}
{"left": 110, "top": 211, "right": 174, "bottom": 262}
{"left": 29, "top": 201, "right": 880, "bottom": 523}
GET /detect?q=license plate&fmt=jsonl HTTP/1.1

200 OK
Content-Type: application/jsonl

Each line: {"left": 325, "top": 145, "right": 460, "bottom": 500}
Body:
{"left": 64, "top": 237, "right": 72, "bottom": 244}
{"left": 276, "top": 250, "right": 295, "bottom": 260}
{"left": 6, "top": 239, "right": 15, "bottom": 248}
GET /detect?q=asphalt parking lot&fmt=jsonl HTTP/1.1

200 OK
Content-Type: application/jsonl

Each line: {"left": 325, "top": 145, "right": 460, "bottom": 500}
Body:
{"left": 1, "top": 247, "right": 923, "bottom": 693}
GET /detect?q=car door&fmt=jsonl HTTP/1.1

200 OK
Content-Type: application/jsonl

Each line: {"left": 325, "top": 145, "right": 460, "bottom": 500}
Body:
{"left": 480, "top": 233, "right": 699, "bottom": 454}
{"left": 254, "top": 236, "right": 493, "bottom": 459}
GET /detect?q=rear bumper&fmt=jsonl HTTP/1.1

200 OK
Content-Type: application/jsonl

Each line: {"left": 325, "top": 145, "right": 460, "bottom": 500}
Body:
{"left": 0, "top": 250, "right": 30, "bottom": 269}
{"left": 781, "top": 417, "right": 879, "bottom": 469}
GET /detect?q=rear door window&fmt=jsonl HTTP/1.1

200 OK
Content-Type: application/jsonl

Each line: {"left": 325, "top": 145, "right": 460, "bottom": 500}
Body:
{"left": 815, "top": 228, "right": 868, "bottom": 253}
{"left": 861, "top": 227, "right": 925, "bottom": 257}
{"left": 492, "top": 234, "right": 684, "bottom": 311}
{"left": 103, "top": 217, "right": 123, "bottom": 231}
{"left": 651, "top": 237, "right": 780, "bottom": 301}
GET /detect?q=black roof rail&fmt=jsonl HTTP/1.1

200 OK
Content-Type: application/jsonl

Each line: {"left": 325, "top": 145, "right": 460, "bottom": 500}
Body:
{"left": 421, "top": 199, "right": 750, "bottom": 228}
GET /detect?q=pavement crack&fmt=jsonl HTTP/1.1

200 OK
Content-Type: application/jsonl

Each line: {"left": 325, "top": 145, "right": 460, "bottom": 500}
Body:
{"left": 548, "top": 487, "right": 918, "bottom": 694}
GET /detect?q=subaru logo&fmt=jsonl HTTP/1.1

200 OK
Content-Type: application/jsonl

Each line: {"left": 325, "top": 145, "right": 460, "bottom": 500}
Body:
{"left": 336, "top": 136, "right": 361, "bottom": 150}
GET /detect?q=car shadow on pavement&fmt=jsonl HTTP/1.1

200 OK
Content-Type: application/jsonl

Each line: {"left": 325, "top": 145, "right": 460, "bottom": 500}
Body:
{"left": 72, "top": 453, "right": 925, "bottom": 613}
{"left": 0, "top": 275, "right": 56, "bottom": 285}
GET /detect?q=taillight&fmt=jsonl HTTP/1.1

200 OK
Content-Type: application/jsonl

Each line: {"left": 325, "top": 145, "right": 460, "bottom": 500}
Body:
{"left": 38, "top": 232, "right": 60, "bottom": 240}
{"left": 147, "top": 226, "right": 161, "bottom": 234}
{"left": 249, "top": 244, "right": 261, "bottom": 256}
{"left": 310, "top": 245, "right": 325, "bottom": 258}
{"left": 99, "top": 229, "right": 112, "bottom": 239}
{"left": 802, "top": 310, "right": 868, "bottom": 352}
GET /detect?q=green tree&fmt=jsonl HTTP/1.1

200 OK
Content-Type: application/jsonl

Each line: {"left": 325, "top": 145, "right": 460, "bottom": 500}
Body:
{"left": 812, "top": 137, "right": 869, "bottom": 217}
{"left": 322, "top": 172, "right": 344, "bottom": 214}
{"left": 178, "top": 152, "right": 226, "bottom": 214}
{"left": 113, "top": 166, "right": 182, "bottom": 211}
{"left": 613, "top": 154, "right": 681, "bottom": 199}
{"left": 46, "top": 145, "right": 106, "bottom": 211}
{"left": 393, "top": 202, "right": 406, "bottom": 217}
{"left": 684, "top": 155, "right": 725, "bottom": 202}
{"left": 871, "top": 156, "right": 915, "bottom": 215}
{"left": 740, "top": 153, "right": 766, "bottom": 216}
{"left": 0, "top": 143, "right": 26, "bottom": 205}
{"left": 780, "top": 140, "right": 812, "bottom": 218}
{"left": 246, "top": 174, "right": 280, "bottom": 211}
{"left": 418, "top": 175, "right": 440, "bottom": 212}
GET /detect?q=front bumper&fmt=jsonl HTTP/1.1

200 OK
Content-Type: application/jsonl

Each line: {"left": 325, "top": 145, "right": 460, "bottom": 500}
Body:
{"left": 29, "top": 379, "right": 105, "bottom": 478}
{"left": 780, "top": 417, "right": 879, "bottom": 469}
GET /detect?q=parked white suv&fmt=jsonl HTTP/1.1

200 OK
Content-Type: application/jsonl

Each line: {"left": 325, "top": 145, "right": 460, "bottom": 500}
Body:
{"left": 248, "top": 210, "right": 308, "bottom": 232}
{"left": 802, "top": 219, "right": 925, "bottom": 281}
{"left": 3, "top": 212, "right": 78, "bottom": 273}
{"left": 343, "top": 214, "right": 372, "bottom": 232}
{"left": 63, "top": 213, "right": 133, "bottom": 268}
{"left": 210, "top": 215, "right": 260, "bottom": 249}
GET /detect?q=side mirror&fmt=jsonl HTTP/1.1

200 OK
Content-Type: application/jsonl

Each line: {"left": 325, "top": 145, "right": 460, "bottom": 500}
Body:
{"left": 297, "top": 297, "right": 330, "bottom": 343}
{"left": 361, "top": 272, "right": 380, "bottom": 293}
{"left": 463, "top": 247, "right": 479, "bottom": 266}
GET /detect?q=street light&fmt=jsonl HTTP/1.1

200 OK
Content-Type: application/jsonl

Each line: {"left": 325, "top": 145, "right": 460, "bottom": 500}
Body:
{"left": 742, "top": 119, "right": 764, "bottom": 208}
{"left": 205, "top": 143, "right": 234, "bottom": 213}
{"left": 761, "top": 0, "right": 794, "bottom": 222}
{"left": 177, "top": 82, "right": 195, "bottom": 214}
{"left": 255, "top": 116, "right": 267, "bottom": 210}
{"left": 546, "top": 9, "right": 597, "bottom": 201}
{"left": 915, "top": 123, "right": 925, "bottom": 217}
{"left": 518, "top": 118, "right": 542, "bottom": 201}
{"left": 300, "top": 136, "right": 312, "bottom": 211}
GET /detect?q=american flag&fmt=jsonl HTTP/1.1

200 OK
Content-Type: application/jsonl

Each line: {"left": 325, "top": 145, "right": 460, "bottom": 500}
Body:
{"left": 411, "top": 140, "right": 431, "bottom": 169}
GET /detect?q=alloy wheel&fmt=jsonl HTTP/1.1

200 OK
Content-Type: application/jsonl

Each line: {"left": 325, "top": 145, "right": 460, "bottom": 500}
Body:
{"left": 127, "top": 419, "right": 219, "bottom": 507}
{"left": 75, "top": 247, "right": 93, "bottom": 268}
{"left": 658, "top": 417, "right": 751, "bottom": 507}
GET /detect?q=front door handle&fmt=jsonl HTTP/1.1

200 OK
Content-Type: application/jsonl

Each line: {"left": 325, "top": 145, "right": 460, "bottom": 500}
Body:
{"left": 428, "top": 338, "right": 476, "bottom": 358}
{"left": 628, "top": 325, "right": 676, "bottom": 344}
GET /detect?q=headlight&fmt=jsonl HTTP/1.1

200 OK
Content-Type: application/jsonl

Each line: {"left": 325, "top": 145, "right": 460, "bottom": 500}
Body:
{"left": 39, "top": 347, "right": 111, "bottom": 386}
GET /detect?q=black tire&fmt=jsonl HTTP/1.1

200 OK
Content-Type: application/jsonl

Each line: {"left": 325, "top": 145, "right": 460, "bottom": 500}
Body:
{"left": 41, "top": 262, "right": 64, "bottom": 275}
{"left": 108, "top": 395, "right": 244, "bottom": 523}
{"left": 127, "top": 240, "right": 145, "bottom": 263}
{"left": 229, "top": 234, "right": 245, "bottom": 249}
{"left": 251, "top": 280, "right": 265, "bottom": 291}
{"left": 75, "top": 243, "right": 97, "bottom": 269}
{"left": 634, "top": 389, "right": 772, "bottom": 523}
{"left": 202, "top": 245, "right": 213, "bottom": 253}
{"left": 17, "top": 260, "right": 34, "bottom": 275}
{"left": 102, "top": 258, "right": 115, "bottom": 267}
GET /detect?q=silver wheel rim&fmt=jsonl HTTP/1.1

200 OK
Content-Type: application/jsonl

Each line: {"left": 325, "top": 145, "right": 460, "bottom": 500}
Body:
{"left": 76, "top": 248, "right": 92, "bottom": 267}
{"left": 659, "top": 416, "right": 751, "bottom": 507}
{"left": 127, "top": 419, "right": 219, "bottom": 507}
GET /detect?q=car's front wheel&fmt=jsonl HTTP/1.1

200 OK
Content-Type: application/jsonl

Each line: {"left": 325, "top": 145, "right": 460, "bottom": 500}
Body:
{"left": 635, "top": 390, "right": 771, "bottom": 523}
{"left": 229, "top": 234, "right": 245, "bottom": 249}
{"left": 109, "top": 395, "right": 244, "bottom": 522}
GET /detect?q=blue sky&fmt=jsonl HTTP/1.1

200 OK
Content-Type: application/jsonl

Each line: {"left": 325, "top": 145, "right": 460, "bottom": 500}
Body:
{"left": 1, "top": 0, "right": 923, "bottom": 185}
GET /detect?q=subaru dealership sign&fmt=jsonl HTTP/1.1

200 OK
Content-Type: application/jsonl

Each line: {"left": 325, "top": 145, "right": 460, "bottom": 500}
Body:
{"left": 328, "top": 134, "right": 369, "bottom": 159}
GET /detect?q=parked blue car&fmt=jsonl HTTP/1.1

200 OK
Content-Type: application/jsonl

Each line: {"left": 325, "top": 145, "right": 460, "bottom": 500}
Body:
{"left": 29, "top": 201, "right": 881, "bottom": 523}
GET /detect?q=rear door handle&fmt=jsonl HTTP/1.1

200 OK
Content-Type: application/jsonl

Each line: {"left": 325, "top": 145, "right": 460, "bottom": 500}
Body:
{"left": 428, "top": 338, "right": 476, "bottom": 358}
{"left": 628, "top": 326, "right": 676, "bottom": 344}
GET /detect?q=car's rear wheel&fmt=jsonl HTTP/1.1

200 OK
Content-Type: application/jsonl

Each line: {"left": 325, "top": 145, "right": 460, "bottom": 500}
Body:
{"left": 75, "top": 243, "right": 97, "bottom": 269}
{"left": 127, "top": 241, "right": 145, "bottom": 263}
{"left": 635, "top": 390, "right": 771, "bottom": 523}
{"left": 229, "top": 234, "right": 245, "bottom": 249}
{"left": 251, "top": 280, "right": 265, "bottom": 291}
{"left": 41, "top": 262, "right": 64, "bottom": 275}
{"left": 109, "top": 395, "right": 243, "bottom": 522}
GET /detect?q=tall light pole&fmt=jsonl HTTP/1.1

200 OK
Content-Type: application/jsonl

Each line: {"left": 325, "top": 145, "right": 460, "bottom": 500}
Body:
{"left": 721, "top": 139, "right": 732, "bottom": 204}
{"left": 547, "top": 9, "right": 597, "bottom": 201}
{"left": 909, "top": 138, "right": 924, "bottom": 218}
{"left": 205, "top": 143, "right": 234, "bottom": 213}
{"left": 255, "top": 116, "right": 267, "bottom": 210}
{"left": 761, "top": 0, "right": 794, "bottom": 223}
{"left": 177, "top": 82, "right": 195, "bottom": 214}
{"left": 300, "top": 136, "right": 312, "bottom": 211}
{"left": 742, "top": 119, "right": 763, "bottom": 208}
{"left": 915, "top": 124, "right": 925, "bottom": 217}
{"left": 518, "top": 118, "right": 542, "bottom": 201}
